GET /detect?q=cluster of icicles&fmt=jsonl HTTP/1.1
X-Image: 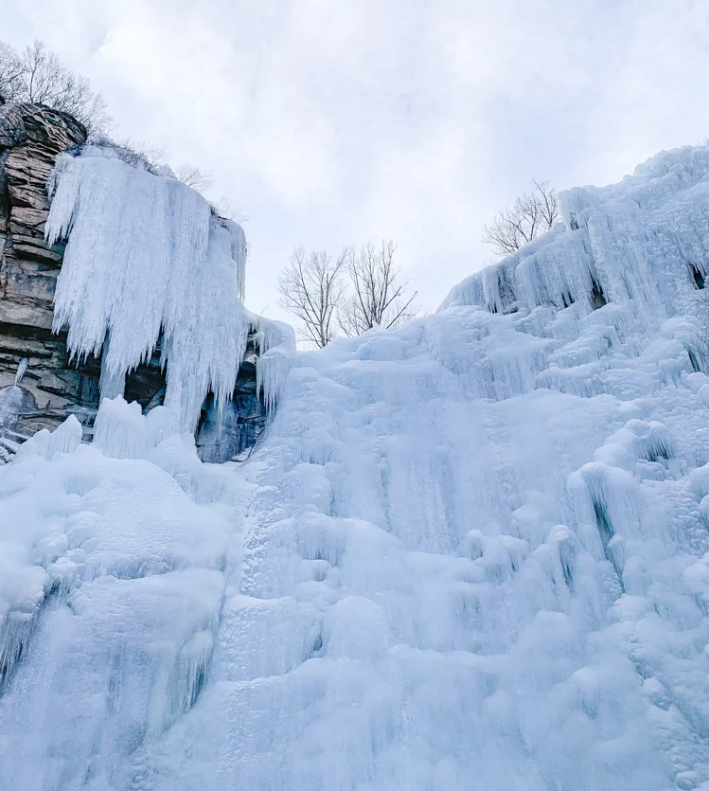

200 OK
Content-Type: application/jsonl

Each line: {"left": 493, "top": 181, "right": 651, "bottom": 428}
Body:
{"left": 45, "top": 146, "right": 252, "bottom": 431}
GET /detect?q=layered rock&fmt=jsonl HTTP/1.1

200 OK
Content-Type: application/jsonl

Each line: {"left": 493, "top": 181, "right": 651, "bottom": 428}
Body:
{"left": 0, "top": 103, "right": 86, "bottom": 326}
{"left": 0, "top": 103, "right": 266, "bottom": 461}
{"left": 0, "top": 103, "right": 101, "bottom": 454}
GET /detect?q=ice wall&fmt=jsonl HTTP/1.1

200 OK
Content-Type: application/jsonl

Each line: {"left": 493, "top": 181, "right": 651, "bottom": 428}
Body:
{"left": 442, "top": 144, "right": 709, "bottom": 324}
{"left": 45, "top": 146, "right": 250, "bottom": 431}
{"left": 1, "top": 145, "right": 709, "bottom": 791}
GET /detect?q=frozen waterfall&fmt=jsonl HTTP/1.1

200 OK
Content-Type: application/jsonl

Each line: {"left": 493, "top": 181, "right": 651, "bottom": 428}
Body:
{"left": 0, "top": 144, "right": 709, "bottom": 790}
{"left": 45, "top": 145, "right": 250, "bottom": 431}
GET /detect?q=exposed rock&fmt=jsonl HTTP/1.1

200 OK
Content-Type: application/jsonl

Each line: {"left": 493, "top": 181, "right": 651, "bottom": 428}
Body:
{"left": 0, "top": 103, "right": 87, "bottom": 329}
{"left": 0, "top": 103, "right": 267, "bottom": 462}
{"left": 0, "top": 103, "right": 86, "bottom": 273}
{"left": 0, "top": 103, "right": 97, "bottom": 439}
{"left": 195, "top": 339, "right": 267, "bottom": 463}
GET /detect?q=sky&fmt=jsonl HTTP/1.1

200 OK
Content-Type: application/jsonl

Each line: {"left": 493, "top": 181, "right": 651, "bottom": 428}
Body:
{"left": 3, "top": 0, "right": 709, "bottom": 324}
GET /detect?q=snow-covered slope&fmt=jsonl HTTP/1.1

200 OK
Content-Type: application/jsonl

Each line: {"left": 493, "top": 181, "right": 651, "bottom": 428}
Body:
{"left": 2, "top": 145, "right": 709, "bottom": 791}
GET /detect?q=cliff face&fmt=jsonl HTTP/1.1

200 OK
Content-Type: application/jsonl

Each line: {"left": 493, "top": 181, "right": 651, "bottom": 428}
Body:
{"left": 0, "top": 103, "right": 102, "bottom": 454}
{"left": 0, "top": 103, "right": 86, "bottom": 294}
{"left": 0, "top": 103, "right": 267, "bottom": 461}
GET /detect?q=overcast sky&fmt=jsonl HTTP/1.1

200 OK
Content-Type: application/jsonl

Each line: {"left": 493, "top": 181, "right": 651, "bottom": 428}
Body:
{"left": 3, "top": 0, "right": 709, "bottom": 323}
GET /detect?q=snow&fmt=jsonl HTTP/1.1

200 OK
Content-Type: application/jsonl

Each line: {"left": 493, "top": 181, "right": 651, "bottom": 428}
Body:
{"left": 0, "top": 402, "right": 236, "bottom": 790}
{"left": 45, "top": 146, "right": 249, "bottom": 431}
{"left": 1, "top": 144, "right": 709, "bottom": 789}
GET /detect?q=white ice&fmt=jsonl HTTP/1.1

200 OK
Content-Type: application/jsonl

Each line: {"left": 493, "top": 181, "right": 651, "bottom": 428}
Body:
{"left": 1, "top": 145, "right": 709, "bottom": 790}
{"left": 250, "top": 313, "right": 296, "bottom": 411}
{"left": 45, "top": 145, "right": 250, "bottom": 431}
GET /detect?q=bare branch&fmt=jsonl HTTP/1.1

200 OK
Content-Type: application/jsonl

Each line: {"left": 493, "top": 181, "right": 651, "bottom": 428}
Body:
{"left": 279, "top": 240, "right": 419, "bottom": 344}
{"left": 175, "top": 163, "right": 214, "bottom": 193}
{"left": 482, "top": 179, "right": 559, "bottom": 257}
{"left": 533, "top": 179, "right": 558, "bottom": 230}
{"left": 0, "top": 38, "right": 112, "bottom": 133}
{"left": 338, "top": 240, "right": 418, "bottom": 336}
{"left": 0, "top": 42, "right": 24, "bottom": 103}
{"left": 278, "top": 247, "right": 347, "bottom": 348}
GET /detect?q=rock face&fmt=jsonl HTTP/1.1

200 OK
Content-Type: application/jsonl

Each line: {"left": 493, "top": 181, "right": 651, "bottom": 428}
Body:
{"left": 0, "top": 103, "right": 86, "bottom": 326}
{"left": 195, "top": 346, "right": 265, "bottom": 463}
{"left": 0, "top": 103, "right": 102, "bottom": 454}
{"left": 0, "top": 103, "right": 266, "bottom": 462}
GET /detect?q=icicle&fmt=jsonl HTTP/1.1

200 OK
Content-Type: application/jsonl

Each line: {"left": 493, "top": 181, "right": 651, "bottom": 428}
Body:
{"left": 46, "top": 148, "right": 250, "bottom": 432}
{"left": 99, "top": 335, "right": 126, "bottom": 400}
{"left": 0, "top": 564, "right": 47, "bottom": 692}
{"left": 13, "top": 359, "right": 28, "bottom": 387}
{"left": 250, "top": 314, "right": 296, "bottom": 412}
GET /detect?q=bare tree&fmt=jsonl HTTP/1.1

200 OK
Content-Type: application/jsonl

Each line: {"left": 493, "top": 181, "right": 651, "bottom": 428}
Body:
{"left": 211, "top": 196, "right": 247, "bottom": 223}
{"left": 175, "top": 163, "right": 214, "bottom": 193}
{"left": 92, "top": 136, "right": 169, "bottom": 173}
{"left": 482, "top": 179, "right": 558, "bottom": 257}
{"left": 0, "top": 42, "right": 24, "bottom": 103}
{"left": 0, "top": 39, "right": 111, "bottom": 133}
{"left": 278, "top": 248, "right": 347, "bottom": 348}
{"left": 338, "top": 241, "right": 418, "bottom": 336}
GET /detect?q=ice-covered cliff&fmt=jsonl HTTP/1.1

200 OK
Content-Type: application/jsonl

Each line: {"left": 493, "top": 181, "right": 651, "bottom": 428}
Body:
{"left": 0, "top": 117, "right": 293, "bottom": 462}
{"left": 1, "top": 143, "right": 709, "bottom": 791}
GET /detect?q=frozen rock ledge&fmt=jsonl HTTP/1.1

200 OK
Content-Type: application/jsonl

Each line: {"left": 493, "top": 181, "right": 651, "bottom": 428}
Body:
{"left": 0, "top": 105, "right": 294, "bottom": 462}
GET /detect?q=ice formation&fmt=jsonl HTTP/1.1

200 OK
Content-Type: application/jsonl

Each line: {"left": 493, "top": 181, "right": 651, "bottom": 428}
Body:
{"left": 45, "top": 146, "right": 250, "bottom": 431}
{"left": 2, "top": 145, "right": 709, "bottom": 790}
{"left": 252, "top": 315, "right": 297, "bottom": 411}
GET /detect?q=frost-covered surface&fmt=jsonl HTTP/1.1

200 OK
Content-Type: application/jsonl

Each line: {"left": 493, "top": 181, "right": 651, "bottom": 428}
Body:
{"left": 0, "top": 402, "right": 240, "bottom": 790}
{"left": 250, "top": 314, "right": 297, "bottom": 411}
{"left": 2, "top": 145, "right": 709, "bottom": 790}
{"left": 442, "top": 144, "right": 709, "bottom": 320}
{"left": 46, "top": 146, "right": 249, "bottom": 431}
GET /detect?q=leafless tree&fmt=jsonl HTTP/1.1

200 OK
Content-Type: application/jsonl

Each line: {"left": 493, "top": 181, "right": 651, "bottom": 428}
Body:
{"left": 175, "top": 163, "right": 214, "bottom": 193}
{"left": 211, "top": 196, "right": 247, "bottom": 223}
{"left": 91, "top": 136, "right": 169, "bottom": 173}
{"left": 0, "top": 42, "right": 24, "bottom": 103}
{"left": 278, "top": 248, "right": 347, "bottom": 348}
{"left": 482, "top": 179, "right": 558, "bottom": 257}
{"left": 0, "top": 39, "right": 111, "bottom": 133}
{"left": 338, "top": 241, "right": 418, "bottom": 336}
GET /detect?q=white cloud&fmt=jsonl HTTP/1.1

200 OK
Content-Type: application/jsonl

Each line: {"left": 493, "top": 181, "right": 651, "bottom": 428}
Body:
{"left": 5, "top": 0, "right": 709, "bottom": 321}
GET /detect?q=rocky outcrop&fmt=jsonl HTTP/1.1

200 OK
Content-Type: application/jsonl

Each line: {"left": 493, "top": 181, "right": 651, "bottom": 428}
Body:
{"left": 0, "top": 103, "right": 266, "bottom": 462}
{"left": 0, "top": 103, "right": 86, "bottom": 325}
{"left": 0, "top": 103, "right": 102, "bottom": 454}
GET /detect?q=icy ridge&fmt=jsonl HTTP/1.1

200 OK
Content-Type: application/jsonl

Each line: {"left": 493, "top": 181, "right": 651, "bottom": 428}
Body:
{"left": 441, "top": 144, "right": 709, "bottom": 324}
{"left": 45, "top": 146, "right": 249, "bottom": 431}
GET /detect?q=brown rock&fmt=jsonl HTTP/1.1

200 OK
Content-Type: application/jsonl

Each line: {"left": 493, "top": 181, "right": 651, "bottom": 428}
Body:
{"left": 0, "top": 103, "right": 265, "bottom": 463}
{"left": 0, "top": 103, "right": 98, "bottom": 437}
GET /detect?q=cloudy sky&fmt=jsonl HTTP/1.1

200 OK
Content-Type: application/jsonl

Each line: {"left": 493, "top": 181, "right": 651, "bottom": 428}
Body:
{"left": 3, "top": 0, "right": 709, "bottom": 322}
